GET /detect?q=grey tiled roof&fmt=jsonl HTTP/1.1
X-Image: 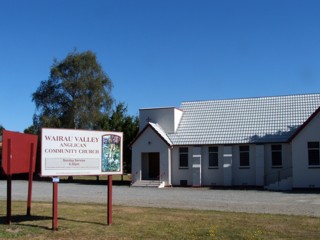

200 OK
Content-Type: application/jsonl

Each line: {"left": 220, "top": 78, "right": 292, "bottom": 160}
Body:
{"left": 167, "top": 94, "right": 320, "bottom": 145}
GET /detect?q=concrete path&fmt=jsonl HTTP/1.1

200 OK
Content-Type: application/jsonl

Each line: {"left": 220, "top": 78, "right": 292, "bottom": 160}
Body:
{"left": 1, "top": 180, "right": 320, "bottom": 217}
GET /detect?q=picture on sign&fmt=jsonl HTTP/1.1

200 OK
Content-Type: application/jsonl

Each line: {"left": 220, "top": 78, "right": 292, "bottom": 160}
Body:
{"left": 41, "top": 128, "right": 123, "bottom": 176}
{"left": 101, "top": 134, "right": 121, "bottom": 172}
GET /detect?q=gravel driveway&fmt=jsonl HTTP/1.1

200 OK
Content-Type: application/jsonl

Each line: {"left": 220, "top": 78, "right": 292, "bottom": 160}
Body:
{"left": 1, "top": 180, "right": 320, "bottom": 217}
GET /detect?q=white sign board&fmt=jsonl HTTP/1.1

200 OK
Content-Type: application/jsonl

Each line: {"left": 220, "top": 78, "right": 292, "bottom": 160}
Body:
{"left": 41, "top": 128, "right": 123, "bottom": 176}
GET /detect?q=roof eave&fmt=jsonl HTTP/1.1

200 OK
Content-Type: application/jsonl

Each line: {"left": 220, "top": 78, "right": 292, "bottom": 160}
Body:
{"left": 129, "top": 123, "right": 172, "bottom": 149}
{"left": 288, "top": 106, "right": 320, "bottom": 142}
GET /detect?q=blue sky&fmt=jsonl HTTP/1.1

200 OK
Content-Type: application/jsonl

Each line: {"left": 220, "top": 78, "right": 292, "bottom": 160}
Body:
{"left": 1, "top": 0, "right": 320, "bottom": 132}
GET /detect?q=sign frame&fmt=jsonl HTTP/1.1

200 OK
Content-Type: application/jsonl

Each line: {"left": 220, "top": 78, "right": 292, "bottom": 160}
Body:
{"left": 41, "top": 128, "right": 123, "bottom": 177}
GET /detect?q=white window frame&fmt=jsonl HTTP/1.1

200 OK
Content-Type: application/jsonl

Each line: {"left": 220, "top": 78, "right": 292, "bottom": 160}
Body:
{"left": 271, "top": 145, "right": 282, "bottom": 168}
{"left": 208, "top": 146, "right": 219, "bottom": 169}
{"left": 239, "top": 145, "right": 250, "bottom": 168}
{"left": 308, "top": 142, "right": 320, "bottom": 167}
{"left": 179, "top": 147, "right": 189, "bottom": 169}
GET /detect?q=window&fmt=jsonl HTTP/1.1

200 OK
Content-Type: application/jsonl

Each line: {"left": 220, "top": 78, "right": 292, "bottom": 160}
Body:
{"left": 239, "top": 146, "right": 250, "bottom": 167}
{"left": 180, "top": 180, "right": 188, "bottom": 186}
{"left": 308, "top": 142, "right": 320, "bottom": 166}
{"left": 179, "top": 147, "right": 188, "bottom": 168}
{"left": 271, "top": 145, "right": 282, "bottom": 167}
{"left": 208, "top": 146, "right": 218, "bottom": 168}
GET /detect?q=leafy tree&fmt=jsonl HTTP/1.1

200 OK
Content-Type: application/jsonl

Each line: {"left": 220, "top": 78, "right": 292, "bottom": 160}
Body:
{"left": 108, "top": 102, "right": 139, "bottom": 173}
{"left": 30, "top": 50, "right": 138, "bottom": 174}
{"left": 0, "top": 125, "right": 4, "bottom": 135}
{"left": 32, "top": 50, "right": 113, "bottom": 131}
{"left": 31, "top": 50, "right": 113, "bottom": 178}
{"left": 24, "top": 117, "right": 39, "bottom": 134}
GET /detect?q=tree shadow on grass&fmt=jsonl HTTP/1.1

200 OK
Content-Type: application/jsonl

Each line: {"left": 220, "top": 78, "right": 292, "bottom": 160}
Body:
{"left": 1, "top": 215, "right": 109, "bottom": 227}
{"left": 0, "top": 214, "right": 52, "bottom": 230}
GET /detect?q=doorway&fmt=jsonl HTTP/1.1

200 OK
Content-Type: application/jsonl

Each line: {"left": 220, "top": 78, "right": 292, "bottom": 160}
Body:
{"left": 141, "top": 152, "right": 160, "bottom": 180}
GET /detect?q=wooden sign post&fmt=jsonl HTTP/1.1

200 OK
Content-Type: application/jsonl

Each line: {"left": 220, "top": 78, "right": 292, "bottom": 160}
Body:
{"left": 6, "top": 138, "right": 12, "bottom": 225}
{"left": 27, "top": 143, "right": 35, "bottom": 216}
{"left": 107, "top": 175, "right": 112, "bottom": 225}
{"left": 52, "top": 177, "right": 59, "bottom": 230}
{"left": 41, "top": 128, "right": 123, "bottom": 230}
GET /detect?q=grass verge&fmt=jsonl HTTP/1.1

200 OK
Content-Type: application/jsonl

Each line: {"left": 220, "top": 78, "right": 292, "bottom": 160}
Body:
{"left": 1, "top": 200, "right": 320, "bottom": 239}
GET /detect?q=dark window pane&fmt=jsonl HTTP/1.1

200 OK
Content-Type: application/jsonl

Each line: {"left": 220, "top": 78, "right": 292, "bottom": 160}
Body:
{"left": 271, "top": 145, "right": 282, "bottom": 166}
{"left": 239, "top": 146, "right": 249, "bottom": 151}
{"left": 179, "top": 147, "right": 188, "bottom": 167}
{"left": 308, "top": 142, "right": 320, "bottom": 166}
{"left": 209, "top": 152, "right": 218, "bottom": 167}
{"left": 271, "top": 145, "right": 282, "bottom": 151}
{"left": 180, "top": 180, "right": 188, "bottom": 186}
{"left": 209, "top": 147, "right": 218, "bottom": 152}
{"left": 272, "top": 152, "right": 282, "bottom": 166}
{"left": 308, "top": 149, "right": 320, "bottom": 165}
{"left": 179, "top": 147, "right": 188, "bottom": 153}
{"left": 180, "top": 155, "right": 188, "bottom": 167}
{"left": 308, "top": 142, "right": 319, "bottom": 148}
{"left": 239, "top": 146, "right": 250, "bottom": 166}
{"left": 240, "top": 152, "right": 249, "bottom": 166}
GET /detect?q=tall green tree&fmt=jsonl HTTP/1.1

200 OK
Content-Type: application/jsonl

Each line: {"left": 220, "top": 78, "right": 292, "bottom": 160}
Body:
{"left": 30, "top": 50, "right": 139, "bottom": 174}
{"left": 0, "top": 125, "right": 4, "bottom": 135}
{"left": 32, "top": 50, "right": 113, "bottom": 131}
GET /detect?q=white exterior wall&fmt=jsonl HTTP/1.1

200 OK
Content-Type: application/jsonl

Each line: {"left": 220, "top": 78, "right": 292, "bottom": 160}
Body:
{"left": 264, "top": 143, "right": 292, "bottom": 185}
{"left": 139, "top": 107, "right": 183, "bottom": 133}
{"left": 255, "top": 145, "right": 264, "bottom": 186}
{"left": 292, "top": 112, "right": 320, "bottom": 188}
{"left": 202, "top": 146, "right": 224, "bottom": 186}
{"left": 171, "top": 145, "right": 263, "bottom": 187}
{"left": 173, "top": 108, "right": 183, "bottom": 132}
{"left": 223, "top": 146, "right": 233, "bottom": 186}
{"left": 132, "top": 125, "right": 312, "bottom": 188}
{"left": 131, "top": 127, "right": 171, "bottom": 185}
{"left": 171, "top": 145, "right": 225, "bottom": 186}
{"left": 192, "top": 147, "right": 202, "bottom": 186}
{"left": 232, "top": 145, "right": 256, "bottom": 186}
{"left": 171, "top": 146, "right": 193, "bottom": 186}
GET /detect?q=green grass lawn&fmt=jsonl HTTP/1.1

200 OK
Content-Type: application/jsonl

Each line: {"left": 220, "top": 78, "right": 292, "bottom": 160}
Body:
{"left": 1, "top": 200, "right": 320, "bottom": 239}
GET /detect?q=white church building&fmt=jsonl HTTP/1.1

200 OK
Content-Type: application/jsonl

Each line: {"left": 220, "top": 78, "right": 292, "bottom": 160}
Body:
{"left": 130, "top": 93, "right": 320, "bottom": 190}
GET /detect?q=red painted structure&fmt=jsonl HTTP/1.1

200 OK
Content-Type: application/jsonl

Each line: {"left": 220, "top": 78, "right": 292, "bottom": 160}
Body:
{"left": 107, "top": 175, "right": 112, "bottom": 225}
{"left": 1, "top": 130, "right": 38, "bottom": 224}
{"left": 52, "top": 180, "right": 58, "bottom": 230}
{"left": 2, "top": 130, "right": 37, "bottom": 174}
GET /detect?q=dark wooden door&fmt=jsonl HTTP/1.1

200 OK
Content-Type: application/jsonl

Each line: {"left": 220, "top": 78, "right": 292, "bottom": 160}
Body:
{"left": 148, "top": 152, "right": 160, "bottom": 179}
